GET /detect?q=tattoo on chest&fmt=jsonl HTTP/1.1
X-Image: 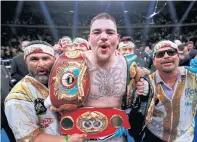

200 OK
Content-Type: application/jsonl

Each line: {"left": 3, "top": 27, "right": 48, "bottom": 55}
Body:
{"left": 86, "top": 57, "right": 127, "bottom": 99}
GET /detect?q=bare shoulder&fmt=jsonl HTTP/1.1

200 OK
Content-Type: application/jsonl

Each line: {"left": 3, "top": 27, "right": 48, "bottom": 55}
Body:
{"left": 84, "top": 50, "right": 93, "bottom": 59}
{"left": 83, "top": 50, "right": 95, "bottom": 68}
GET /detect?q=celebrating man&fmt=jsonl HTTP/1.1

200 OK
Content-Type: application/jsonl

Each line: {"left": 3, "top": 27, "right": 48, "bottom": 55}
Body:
{"left": 4, "top": 40, "right": 87, "bottom": 142}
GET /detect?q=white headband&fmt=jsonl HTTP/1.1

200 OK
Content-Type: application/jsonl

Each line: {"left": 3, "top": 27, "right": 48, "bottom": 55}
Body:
{"left": 24, "top": 44, "right": 55, "bottom": 60}
{"left": 118, "top": 41, "right": 135, "bottom": 49}
{"left": 154, "top": 40, "right": 178, "bottom": 54}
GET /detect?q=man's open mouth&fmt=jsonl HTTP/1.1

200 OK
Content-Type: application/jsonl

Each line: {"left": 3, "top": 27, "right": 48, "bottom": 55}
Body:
{"left": 39, "top": 70, "right": 47, "bottom": 75}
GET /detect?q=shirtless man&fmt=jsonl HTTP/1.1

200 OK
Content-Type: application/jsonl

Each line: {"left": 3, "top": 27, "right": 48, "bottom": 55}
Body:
{"left": 50, "top": 13, "right": 146, "bottom": 142}
{"left": 82, "top": 13, "right": 144, "bottom": 141}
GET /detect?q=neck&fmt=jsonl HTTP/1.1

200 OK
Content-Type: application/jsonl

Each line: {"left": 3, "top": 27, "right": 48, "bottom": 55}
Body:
{"left": 97, "top": 55, "right": 117, "bottom": 68}
{"left": 159, "top": 69, "right": 179, "bottom": 88}
{"left": 87, "top": 50, "right": 117, "bottom": 68}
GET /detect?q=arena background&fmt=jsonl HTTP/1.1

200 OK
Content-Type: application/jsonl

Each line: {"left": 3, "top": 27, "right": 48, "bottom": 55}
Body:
{"left": 1, "top": 1, "right": 197, "bottom": 142}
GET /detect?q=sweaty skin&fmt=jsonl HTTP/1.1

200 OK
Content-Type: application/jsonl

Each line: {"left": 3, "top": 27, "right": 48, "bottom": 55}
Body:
{"left": 84, "top": 51, "right": 127, "bottom": 108}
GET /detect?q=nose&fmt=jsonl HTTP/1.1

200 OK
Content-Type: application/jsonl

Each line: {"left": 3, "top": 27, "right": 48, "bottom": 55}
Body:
{"left": 37, "top": 59, "right": 45, "bottom": 67}
{"left": 125, "top": 50, "right": 130, "bottom": 54}
{"left": 76, "top": 44, "right": 80, "bottom": 49}
{"left": 100, "top": 32, "right": 108, "bottom": 41}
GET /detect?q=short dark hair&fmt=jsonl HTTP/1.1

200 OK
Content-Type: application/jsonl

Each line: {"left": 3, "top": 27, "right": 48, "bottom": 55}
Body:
{"left": 178, "top": 44, "right": 185, "bottom": 51}
{"left": 120, "top": 36, "right": 134, "bottom": 42}
{"left": 186, "top": 41, "right": 194, "bottom": 45}
{"left": 25, "top": 40, "right": 52, "bottom": 48}
{"left": 90, "top": 13, "right": 117, "bottom": 29}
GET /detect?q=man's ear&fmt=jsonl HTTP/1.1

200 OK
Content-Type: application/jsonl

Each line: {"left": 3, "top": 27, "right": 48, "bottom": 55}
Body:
{"left": 116, "top": 34, "right": 120, "bottom": 46}
{"left": 177, "top": 49, "right": 180, "bottom": 57}
{"left": 88, "top": 34, "right": 91, "bottom": 48}
{"left": 88, "top": 34, "right": 91, "bottom": 42}
{"left": 117, "top": 34, "right": 120, "bottom": 41}
{"left": 153, "top": 58, "right": 156, "bottom": 66}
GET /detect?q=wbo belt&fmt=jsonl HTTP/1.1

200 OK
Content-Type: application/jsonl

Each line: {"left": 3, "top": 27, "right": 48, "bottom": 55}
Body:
{"left": 49, "top": 50, "right": 90, "bottom": 109}
{"left": 60, "top": 107, "right": 131, "bottom": 138}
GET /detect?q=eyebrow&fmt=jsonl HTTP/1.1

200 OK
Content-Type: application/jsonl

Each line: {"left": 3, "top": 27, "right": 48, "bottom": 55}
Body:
{"left": 91, "top": 28, "right": 116, "bottom": 32}
{"left": 29, "top": 56, "right": 38, "bottom": 60}
{"left": 80, "top": 43, "right": 87, "bottom": 46}
{"left": 29, "top": 55, "right": 50, "bottom": 60}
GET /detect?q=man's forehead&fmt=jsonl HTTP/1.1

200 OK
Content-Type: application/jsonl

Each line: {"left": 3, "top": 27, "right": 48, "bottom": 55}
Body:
{"left": 158, "top": 46, "right": 174, "bottom": 51}
{"left": 91, "top": 19, "right": 117, "bottom": 31}
{"left": 27, "top": 53, "right": 52, "bottom": 58}
{"left": 62, "top": 39, "right": 71, "bottom": 43}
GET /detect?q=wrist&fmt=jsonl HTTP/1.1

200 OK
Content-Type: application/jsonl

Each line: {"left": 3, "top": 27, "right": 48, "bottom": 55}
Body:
{"left": 44, "top": 96, "right": 52, "bottom": 108}
{"left": 65, "top": 135, "right": 69, "bottom": 142}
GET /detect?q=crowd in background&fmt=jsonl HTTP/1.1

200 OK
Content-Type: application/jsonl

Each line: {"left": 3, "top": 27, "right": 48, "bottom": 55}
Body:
{"left": 1, "top": 27, "right": 197, "bottom": 60}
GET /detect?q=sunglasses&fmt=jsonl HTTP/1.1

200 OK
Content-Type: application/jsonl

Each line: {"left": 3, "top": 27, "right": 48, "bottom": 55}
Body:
{"left": 154, "top": 49, "right": 177, "bottom": 58}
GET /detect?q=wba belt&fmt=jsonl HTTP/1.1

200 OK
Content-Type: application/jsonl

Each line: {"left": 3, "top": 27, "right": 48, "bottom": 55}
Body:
{"left": 60, "top": 107, "right": 130, "bottom": 138}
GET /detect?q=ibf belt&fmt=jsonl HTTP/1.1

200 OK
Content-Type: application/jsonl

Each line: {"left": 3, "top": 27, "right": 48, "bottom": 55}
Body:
{"left": 60, "top": 107, "right": 131, "bottom": 138}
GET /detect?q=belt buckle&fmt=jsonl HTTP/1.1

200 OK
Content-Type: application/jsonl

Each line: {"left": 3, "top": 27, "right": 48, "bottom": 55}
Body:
{"left": 60, "top": 108, "right": 131, "bottom": 138}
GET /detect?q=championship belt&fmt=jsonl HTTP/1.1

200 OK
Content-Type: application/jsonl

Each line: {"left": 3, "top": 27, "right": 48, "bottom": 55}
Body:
{"left": 124, "top": 53, "right": 138, "bottom": 85}
{"left": 49, "top": 51, "right": 130, "bottom": 138}
{"left": 49, "top": 50, "right": 90, "bottom": 110}
{"left": 60, "top": 107, "right": 130, "bottom": 138}
{"left": 122, "top": 53, "right": 138, "bottom": 109}
{"left": 123, "top": 53, "right": 150, "bottom": 108}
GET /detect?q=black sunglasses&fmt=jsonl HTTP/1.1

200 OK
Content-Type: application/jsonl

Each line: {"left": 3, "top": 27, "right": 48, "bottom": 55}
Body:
{"left": 154, "top": 49, "right": 177, "bottom": 58}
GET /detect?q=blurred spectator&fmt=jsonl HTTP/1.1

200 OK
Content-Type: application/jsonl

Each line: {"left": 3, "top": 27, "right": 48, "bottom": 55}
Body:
{"left": 179, "top": 41, "right": 197, "bottom": 66}
{"left": 1, "top": 65, "right": 16, "bottom": 142}
{"left": 10, "top": 40, "right": 29, "bottom": 85}
{"left": 118, "top": 41, "right": 135, "bottom": 55}
{"left": 118, "top": 36, "right": 135, "bottom": 55}
{"left": 120, "top": 36, "right": 134, "bottom": 42}
{"left": 141, "top": 46, "right": 153, "bottom": 69}
{"left": 72, "top": 37, "right": 89, "bottom": 51}
{"left": 58, "top": 36, "right": 72, "bottom": 52}
{"left": 174, "top": 40, "right": 188, "bottom": 57}
{"left": 187, "top": 41, "right": 194, "bottom": 51}
{"left": 53, "top": 43, "right": 62, "bottom": 58}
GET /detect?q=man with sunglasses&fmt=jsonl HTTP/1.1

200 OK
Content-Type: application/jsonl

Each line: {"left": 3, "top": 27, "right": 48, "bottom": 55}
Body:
{"left": 142, "top": 40, "right": 197, "bottom": 142}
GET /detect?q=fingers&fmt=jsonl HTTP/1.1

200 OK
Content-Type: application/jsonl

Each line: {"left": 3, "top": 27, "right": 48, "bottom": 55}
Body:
{"left": 81, "top": 134, "right": 87, "bottom": 138}
{"left": 69, "top": 133, "right": 87, "bottom": 142}
{"left": 136, "top": 78, "right": 144, "bottom": 95}
{"left": 135, "top": 67, "right": 150, "bottom": 82}
{"left": 135, "top": 67, "right": 143, "bottom": 82}
{"left": 143, "top": 80, "right": 149, "bottom": 96}
{"left": 78, "top": 134, "right": 87, "bottom": 142}
{"left": 49, "top": 106, "right": 61, "bottom": 112}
